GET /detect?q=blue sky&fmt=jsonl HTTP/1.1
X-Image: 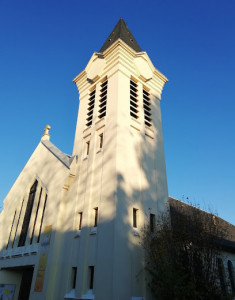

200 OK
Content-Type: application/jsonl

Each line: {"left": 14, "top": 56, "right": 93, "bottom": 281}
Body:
{"left": 0, "top": 0, "right": 234, "bottom": 224}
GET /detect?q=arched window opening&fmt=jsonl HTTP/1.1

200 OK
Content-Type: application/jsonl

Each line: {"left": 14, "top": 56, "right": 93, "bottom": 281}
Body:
{"left": 228, "top": 260, "right": 235, "bottom": 292}
{"left": 18, "top": 180, "right": 38, "bottom": 247}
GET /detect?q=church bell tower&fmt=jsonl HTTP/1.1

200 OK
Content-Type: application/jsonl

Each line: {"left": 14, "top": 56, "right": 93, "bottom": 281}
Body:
{"left": 66, "top": 18, "right": 168, "bottom": 300}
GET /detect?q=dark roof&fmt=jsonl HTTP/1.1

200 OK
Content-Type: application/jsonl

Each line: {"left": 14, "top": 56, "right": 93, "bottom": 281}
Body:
{"left": 169, "top": 197, "right": 235, "bottom": 253}
{"left": 99, "top": 18, "right": 142, "bottom": 53}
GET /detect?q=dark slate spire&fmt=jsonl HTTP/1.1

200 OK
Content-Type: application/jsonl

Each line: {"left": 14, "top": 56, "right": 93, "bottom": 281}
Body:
{"left": 99, "top": 18, "right": 142, "bottom": 53}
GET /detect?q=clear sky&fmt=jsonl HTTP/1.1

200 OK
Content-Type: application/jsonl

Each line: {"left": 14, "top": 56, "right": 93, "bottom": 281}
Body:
{"left": 0, "top": 0, "right": 234, "bottom": 224}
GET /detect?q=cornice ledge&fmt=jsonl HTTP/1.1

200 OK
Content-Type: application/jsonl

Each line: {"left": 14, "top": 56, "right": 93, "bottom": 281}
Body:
{"left": 102, "top": 39, "right": 137, "bottom": 58}
{"left": 73, "top": 70, "right": 86, "bottom": 85}
{"left": 153, "top": 69, "right": 168, "bottom": 83}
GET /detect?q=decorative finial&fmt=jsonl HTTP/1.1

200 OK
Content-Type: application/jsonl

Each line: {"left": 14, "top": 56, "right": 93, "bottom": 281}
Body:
{"left": 41, "top": 124, "right": 51, "bottom": 141}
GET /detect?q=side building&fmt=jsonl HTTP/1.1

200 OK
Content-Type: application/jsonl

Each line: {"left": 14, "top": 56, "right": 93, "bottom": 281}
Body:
{"left": 169, "top": 197, "right": 235, "bottom": 295}
{"left": 0, "top": 19, "right": 169, "bottom": 300}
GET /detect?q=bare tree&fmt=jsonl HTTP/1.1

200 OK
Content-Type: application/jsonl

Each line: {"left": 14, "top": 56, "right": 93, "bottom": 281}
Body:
{"left": 142, "top": 200, "right": 234, "bottom": 300}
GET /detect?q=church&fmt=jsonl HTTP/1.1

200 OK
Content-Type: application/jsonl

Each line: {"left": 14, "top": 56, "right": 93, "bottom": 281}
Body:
{"left": 0, "top": 19, "right": 234, "bottom": 300}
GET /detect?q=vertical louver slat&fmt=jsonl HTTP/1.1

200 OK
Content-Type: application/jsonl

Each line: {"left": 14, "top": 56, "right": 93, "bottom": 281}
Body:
{"left": 130, "top": 80, "right": 139, "bottom": 119}
{"left": 86, "top": 88, "right": 96, "bottom": 127}
{"left": 143, "top": 88, "right": 152, "bottom": 127}
{"left": 98, "top": 79, "right": 108, "bottom": 119}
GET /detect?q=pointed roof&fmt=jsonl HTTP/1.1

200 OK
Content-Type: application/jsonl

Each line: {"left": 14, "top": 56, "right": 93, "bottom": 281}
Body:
{"left": 41, "top": 139, "right": 75, "bottom": 169}
{"left": 99, "top": 18, "right": 142, "bottom": 53}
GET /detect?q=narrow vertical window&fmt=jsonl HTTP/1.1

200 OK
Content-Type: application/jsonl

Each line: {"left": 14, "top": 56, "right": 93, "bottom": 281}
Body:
{"left": 18, "top": 180, "right": 38, "bottom": 247}
{"left": 228, "top": 260, "right": 235, "bottom": 292}
{"left": 12, "top": 198, "right": 24, "bottom": 248}
{"left": 86, "top": 88, "right": 96, "bottom": 127}
{"left": 37, "top": 193, "right": 47, "bottom": 243}
{"left": 94, "top": 207, "right": 98, "bottom": 227}
{"left": 6, "top": 211, "right": 16, "bottom": 249}
{"left": 98, "top": 79, "right": 108, "bottom": 119}
{"left": 133, "top": 208, "right": 138, "bottom": 228}
{"left": 78, "top": 212, "right": 83, "bottom": 230}
{"left": 99, "top": 133, "right": 103, "bottom": 149}
{"left": 86, "top": 141, "right": 90, "bottom": 155}
{"left": 130, "top": 80, "right": 139, "bottom": 119}
{"left": 72, "top": 267, "right": 77, "bottom": 289}
{"left": 218, "top": 258, "right": 226, "bottom": 293}
{"left": 89, "top": 266, "right": 94, "bottom": 290}
{"left": 143, "top": 88, "right": 152, "bottom": 127}
{"left": 150, "top": 213, "right": 155, "bottom": 232}
{"left": 30, "top": 187, "right": 42, "bottom": 244}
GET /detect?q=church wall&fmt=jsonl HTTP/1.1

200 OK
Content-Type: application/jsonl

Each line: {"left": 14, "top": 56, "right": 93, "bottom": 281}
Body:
{"left": 0, "top": 141, "right": 71, "bottom": 300}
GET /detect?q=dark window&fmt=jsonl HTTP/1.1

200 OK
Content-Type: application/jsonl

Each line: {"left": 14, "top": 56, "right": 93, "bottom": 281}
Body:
{"left": 150, "top": 213, "right": 155, "bottom": 232}
{"left": 99, "top": 133, "right": 103, "bottom": 149}
{"left": 86, "top": 141, "right": 90, "bottom": 155}
{"left": 30, "top": 187, "right": 42, "bottom": 244}
{"left": 228, "top": 260, "right": 235, "bottom": 292}
{"left": 218, "top": 258, "right": 226, "bottom": 293}
{"left": 78, "top": 212, "right": 83, "bottom": 230}
{"left": 18, "top": 180, "right": 38, "bottom": 247}
{"left": 37, "top": 193, "right": 47, "bottom": 243}
{"left": 72, "top": 267, "right": 77, "bottom": 289}
{"left": 94, "top": 208, "right": 98, "bottom": 227}
{"left": 89, "top": 266, "right": 94, "bottom": 289}
{"left": 133, "top": 208, "right": 138, "bottom": 228}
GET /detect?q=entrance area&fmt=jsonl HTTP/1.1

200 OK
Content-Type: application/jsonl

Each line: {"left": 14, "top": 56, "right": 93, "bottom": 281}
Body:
{"left": 18, "top": 266, "right": 34, "bottom": 300}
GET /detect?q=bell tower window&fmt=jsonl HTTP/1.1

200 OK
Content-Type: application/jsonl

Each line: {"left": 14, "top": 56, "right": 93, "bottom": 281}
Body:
{"left": 86, "top": 88, "right": 96, "bottom": 127}
{"left": 143, "top": 88, "right": 152, "bottom": 127}
{"left": 130, "top": 79, "right": 139, "bottom": 119}
{"left": 98, "top": 79, "right": 108, "bottom": 119}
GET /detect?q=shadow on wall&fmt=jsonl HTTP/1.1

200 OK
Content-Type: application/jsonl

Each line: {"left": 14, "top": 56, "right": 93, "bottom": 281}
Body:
{"left": 0, "top": 95, "right": 169, "bottom": 300}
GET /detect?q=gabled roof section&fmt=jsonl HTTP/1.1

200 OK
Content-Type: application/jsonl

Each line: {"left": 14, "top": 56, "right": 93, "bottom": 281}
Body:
{"left": 99, "top": 18, "right": 142, "bottom": 53}
{"left": 41, "top": 139, "right": 74, "bottom": 169}
{"left": 169, "top": 197, "right": 235, "bottom": 253}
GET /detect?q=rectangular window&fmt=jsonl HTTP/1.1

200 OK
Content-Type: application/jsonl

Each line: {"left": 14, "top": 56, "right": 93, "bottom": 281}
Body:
{"left": 72, "top": 267, "right": 77, "bottom": 289}
{"left": 86, "top": 88, "right": 96, "bottom": 127}
{"left": 150, "top": 213, "right": 155, "bottom": 232}
{"left": 133, "top": 208, "right": 138, "bottom": 228}
{"left": 130, "top": 80, "right": 139, "bottom": 119}
{"left": 89, "top": 266, "right": 94, "bottom": 289}
{"left": 94, "top": 207, "right": 98, "bottom": 227}
{"left": 86, "top": 141, "right": 90, "bottom": 155}
{"left": 98, "top": 79, "right": 108, "bottom": 119}
{"left": 78, "top": 212, "right": 83, "bottom": 230}
{"left": 99, "top": 133, "right": 103, "bottom": 149}
{"left": 143, "top": 88, "right": 152, "bottom": 127}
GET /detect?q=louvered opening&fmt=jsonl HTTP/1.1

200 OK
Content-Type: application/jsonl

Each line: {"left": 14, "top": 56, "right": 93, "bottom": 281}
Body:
{"left": 86, "top": 88, "right": 96, "bottom": 127}
{"left": 88, "top": 104, "right": 94, "bottom": 111}
{"left": 98, "top": 79, "right": 108, "bottom": 119}
{"left": 130, "top": 80, "right": 139, "bottom": 119}
{"left": 86, "top": 115, "right": 93, "bottom": 122}
{"left": 143, "top": 88, "right": 152, "bottom": 127}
